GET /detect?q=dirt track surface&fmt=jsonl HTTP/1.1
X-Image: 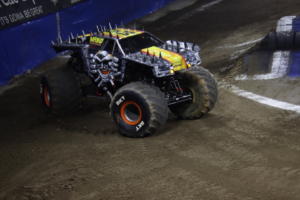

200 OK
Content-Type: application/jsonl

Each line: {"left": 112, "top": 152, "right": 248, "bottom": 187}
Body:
{"left": 1, "top": 0, "right": 300, "bottom": 199}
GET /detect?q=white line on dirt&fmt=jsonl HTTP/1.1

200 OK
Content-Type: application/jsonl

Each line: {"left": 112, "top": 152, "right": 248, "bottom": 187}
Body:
{"left": 196, "top": 0, "right": 223, "bottom": 12}
{"left": 218, "top": 38, "right": 264, "bottom": 49}
{"left": 230, "top": 48, "right": 252, "bottom": 60}
{"left": 235, "top": 51, "right": 290, "bottom": 80}
{"left": 175, "top": 0, "right": 224, "bottom": 24}
{"left": 276, "top": 16, "right": 296, "bottom": 32}
{"left": 222, "top": 83, "right": 300, "bottom": 114}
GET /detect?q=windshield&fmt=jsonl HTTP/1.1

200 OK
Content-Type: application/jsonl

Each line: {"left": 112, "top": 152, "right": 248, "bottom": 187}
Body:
{"left": 119, "top": 33, "right": 163, "bottom": 54}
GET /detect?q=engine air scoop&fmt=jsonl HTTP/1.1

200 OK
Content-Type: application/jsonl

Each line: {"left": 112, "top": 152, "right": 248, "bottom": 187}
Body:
{"left": 141, "top": 46, "right": 188, "bottom": 71}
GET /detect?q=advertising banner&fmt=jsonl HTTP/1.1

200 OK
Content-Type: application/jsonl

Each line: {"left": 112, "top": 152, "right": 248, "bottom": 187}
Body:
{"left": 0, "top": 0, "right": 86, "bottom": 30}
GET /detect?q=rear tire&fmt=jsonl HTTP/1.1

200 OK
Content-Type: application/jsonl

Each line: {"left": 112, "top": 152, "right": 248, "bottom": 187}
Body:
{"left": 110, "top": 82, "right": 168, "bottom": 138}
{"left": 40, "top": 67, "right": 82, "bottom": 115}
{"left": 170, "top": 66, "right": 218, "bottom": 119}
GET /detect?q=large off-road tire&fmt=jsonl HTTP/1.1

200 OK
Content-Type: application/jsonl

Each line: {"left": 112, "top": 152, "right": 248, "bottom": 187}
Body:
{"left": 170, "top": 66, "right": 218, "bottom": 119}
{"left": 40, "top": 67, "right": 82, "bottom": 115}
{"left": 110, "top": 82, "right": 168, "bottom": 138}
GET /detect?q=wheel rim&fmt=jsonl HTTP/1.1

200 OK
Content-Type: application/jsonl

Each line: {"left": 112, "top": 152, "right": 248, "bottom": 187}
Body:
{"left": 120, "top": 101, "right": 142, "bottom": 126}
{"left": 43, "top": 86, "right": 51, "bottom": 107}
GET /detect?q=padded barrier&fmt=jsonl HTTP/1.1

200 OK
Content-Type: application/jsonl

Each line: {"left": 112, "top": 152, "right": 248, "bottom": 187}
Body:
{"left": 251, "top": 16, "right": 300, "bottom": 77}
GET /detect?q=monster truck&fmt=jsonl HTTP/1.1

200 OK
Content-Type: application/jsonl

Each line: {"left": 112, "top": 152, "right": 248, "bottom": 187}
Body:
{"left": 40, "top": 26, "right": 218, "bottom": 138}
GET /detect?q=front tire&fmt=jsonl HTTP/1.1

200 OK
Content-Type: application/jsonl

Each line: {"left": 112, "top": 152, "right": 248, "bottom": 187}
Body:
{"left": 170, "top": 66, "right": 218, "bottom": 119}
{"left": 110, "top": 82, "right": 168, "bottom": 138}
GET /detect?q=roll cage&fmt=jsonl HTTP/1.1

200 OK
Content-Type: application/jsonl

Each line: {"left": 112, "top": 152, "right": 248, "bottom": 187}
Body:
{"left": 95, "top": 32, "right": 164, "bottom": 57}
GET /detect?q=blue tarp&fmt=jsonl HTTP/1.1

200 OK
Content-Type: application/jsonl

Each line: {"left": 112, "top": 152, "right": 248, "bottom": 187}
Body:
{"left": 0, "top": 0, "right": 174, "bottom": 85}
{"left": 290, "top": 17, "right": 300, "bottom": 77}
{"left": 293, "top": 16, "right": 300, "bottom": 32}
{"left": 289, "top": 51, "right": 300, "bottom": 77}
